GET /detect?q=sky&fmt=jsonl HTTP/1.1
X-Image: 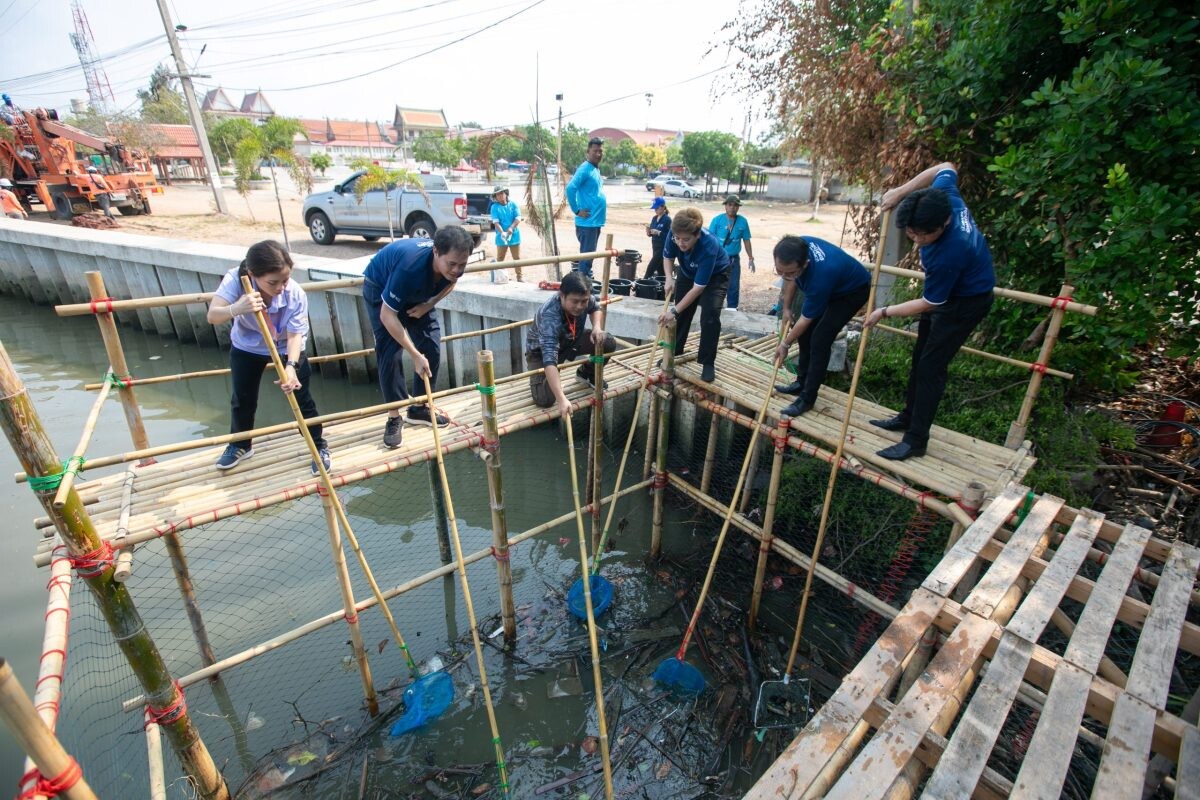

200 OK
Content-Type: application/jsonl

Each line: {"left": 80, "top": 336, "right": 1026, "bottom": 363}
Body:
{"left": 0, "top": 0, "right": 773, "bottom": 140}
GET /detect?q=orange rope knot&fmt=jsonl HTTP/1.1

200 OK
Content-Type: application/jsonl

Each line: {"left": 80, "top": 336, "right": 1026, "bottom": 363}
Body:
{"left": 145, "top": 681, "right": 187, "bottom": 727}
{"left": 343, "top": 612, "right": 359, "bottom": 625}
{"left": 89, "top": 297, "right": 115, "bottom": 314}
{"left": 652, "top": 471, "right": 669, "bottom": 490}
{"left": 481, "top": 438, "right": 500, "bottom": 455}
{"left": 489, "top": 545, "right": 511, "bottom": 563}
{"left": 1050, "top": 296, "right": 1071, "bottom": 310}
{"left": 16, "top": 758, "right": 82, "bottom": 800}
{"left": 69, "top": 540, "right": 114, "bottom": 578}
{"left": 1030, "top": 362, "right": 1047, "bottom": 374}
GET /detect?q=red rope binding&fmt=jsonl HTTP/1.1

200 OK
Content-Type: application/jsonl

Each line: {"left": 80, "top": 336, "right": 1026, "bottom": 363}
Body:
{"left": 490, "top": 545, "right": 513, "bottom": 563}
{"left": 16, "top": 758, "right": 82, "bottom": 800}
{"left": 481, "top": 438, "right": 500, "bottom": 455}
{"left": 343, "top": 612, "right": 359, "bottom": 624}
{"left": 1050, "top": 296, "right": 1071, "bottom": 310}
{"left": 89, "top": 297, "right": 114, "bottom": 314}
{"left": 69, "top": 541, "right": 114, "bottom": 578}
{"left": 651, "top": 471, "right": 669, "bottom": 490}
{"left": 1029, "top": 362, "right": 1047, "bottom": 374}
{"left": 145, "top": 681, "right": 187, "bottom": 727}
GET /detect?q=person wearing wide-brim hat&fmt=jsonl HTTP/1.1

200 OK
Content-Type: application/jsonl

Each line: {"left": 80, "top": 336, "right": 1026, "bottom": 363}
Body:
{"left": 708, "top": 194, "right": 754, "bottom": 308}
{"left": 489, "top": 185, "right": 523, "bottom": 280}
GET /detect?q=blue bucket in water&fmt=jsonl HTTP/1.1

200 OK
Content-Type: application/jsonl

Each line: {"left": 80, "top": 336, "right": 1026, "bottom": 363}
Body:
{"left": 652, "top": 657, "right": 706, "bottom": 695}
{"left": 566, "top": 574, "right": 614, "bottom": 620}
{"left": 389, "top": 671, "right": 454, "bottom": 736}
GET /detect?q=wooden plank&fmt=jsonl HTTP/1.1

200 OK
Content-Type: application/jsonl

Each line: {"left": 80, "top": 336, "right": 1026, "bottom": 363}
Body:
{"left": 1010, "top": 660, "right": 1092, "bottom": 799}
{"left": 825, "top": 612, "right": 998, "bottom": 800}
{"left": 922, "top": 632, "right": 1034, "bottom": 799}
{"left": 152, "top": 266, "right": 192, "bottom": 342}
{"left": 1063, "top": 523, "right": 1152, "bottom": 674}
{"left": 1178, "top": 725, "right": 1200, "bottom": 800}
{"left": 1123, "top": 543, "right": 1200, "bottom": 710}
{"left": 329, "top": 290, "right": 369, "bottom": 383}
{"left": 1093, "top": 692, "right": 1157, "bottom": 799}
{"left": 744, "top": 588, "right": 946, "bottom": 800}
{"left": 923, "top": 484, "right": 1027, "bottom": 597}
{"left": 1007, "top": 510, "right": 1105, "bottom": 642}
{"left": 963, "top": 494, "right": 1064, "bottom": 618}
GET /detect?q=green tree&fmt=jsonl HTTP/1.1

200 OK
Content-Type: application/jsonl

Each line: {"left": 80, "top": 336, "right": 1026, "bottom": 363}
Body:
{"left": 412, "top": 133, "right": 464, "bottom": 169}
{"left": 310, "top": 153, "right": 333, "bottom": 176}
{"left": 681, "top": 131, "right": 742, "bottom": 190}
{"left": 604, "top": 138, "right": 641, "bottom": 177}
{"left": 347, "top": 157, "right": 427, "bottom": 240}
{"left": 137, "top": 64, "right": 188, "bottom": 124}
{"left": 206, "top": 116, "right": 257, "bottom": 167}
{"left": 635, "top": 144, "right": 667, "bottom": 175}
{"left": 559, "top": 123, "right": 589, "bottom": 170}
{"left": 232, "top": 117, "right": 313, "bottom": 246}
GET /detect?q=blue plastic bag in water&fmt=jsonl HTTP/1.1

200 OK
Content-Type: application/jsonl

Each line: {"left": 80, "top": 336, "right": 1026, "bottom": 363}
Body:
{"left": 389, "top": 671, "right": 454, "bottom": 737}
{"left": 652, "top": 657, "right": 705, "bottom": 695}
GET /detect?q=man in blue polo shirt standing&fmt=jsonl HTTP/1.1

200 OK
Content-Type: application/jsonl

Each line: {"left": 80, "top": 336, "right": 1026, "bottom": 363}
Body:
{"left": 708, "top": 195, "right": 755, "bottom": 308}
{"left": 362, "top": 227, "right": 473, "bottom": 448}
{"left": 566, "top": 137, "right": 607, "bottom": 277}
{"left": 863, "top": 161, "right": 995, "bottom": 461}
{"left": 772, "top": 235, "right": 871, "bottom": 416}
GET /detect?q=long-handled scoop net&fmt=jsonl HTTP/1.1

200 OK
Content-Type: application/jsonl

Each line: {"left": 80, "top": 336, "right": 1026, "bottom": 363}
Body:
{"left": 566, "top": 294, "right": 673, "bottom": 621}
{"left": 421, "top": 372, "right": 510, "bottom": 797}
{"left": 653, "top": 344, "right": 786, "bottom": 694}
{"left": 753, "top": 210, "right": 893, "bottom": 729}
{"left": 563, "top": 403, "right": 616, "bottom": 798}
{"left": 239, "top": 276, "right": 452, "bottom": 737}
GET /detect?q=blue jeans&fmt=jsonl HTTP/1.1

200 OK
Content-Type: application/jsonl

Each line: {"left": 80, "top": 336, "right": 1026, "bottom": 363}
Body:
{"left": 726, "top": 254, "right": 742, "bottom": 308}
{"left": 364, "top": 280, "right": 442, "bottom": 403}
{"left": 575, "top": 226, "right": 602, "bottom": 277}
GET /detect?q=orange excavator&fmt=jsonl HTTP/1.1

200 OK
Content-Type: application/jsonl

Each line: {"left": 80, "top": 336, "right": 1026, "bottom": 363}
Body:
{"left": 0, "top": 102, "right": 162, "bottom": 219}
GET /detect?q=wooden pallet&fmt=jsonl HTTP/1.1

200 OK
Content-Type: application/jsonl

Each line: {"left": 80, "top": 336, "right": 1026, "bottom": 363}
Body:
{"left": 747, "top": 483, "right": 1200, "bottom": 800}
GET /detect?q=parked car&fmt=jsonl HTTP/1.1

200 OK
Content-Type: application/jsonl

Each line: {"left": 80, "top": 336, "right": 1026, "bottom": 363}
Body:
{"left": 660, "top": 179, "right": 700, "bottom": 198}
{"left": 645, "top": 174, "right": 674, "bottom": 191}
{"left": 301, "top": 170, "right": 486, "bottom": 245}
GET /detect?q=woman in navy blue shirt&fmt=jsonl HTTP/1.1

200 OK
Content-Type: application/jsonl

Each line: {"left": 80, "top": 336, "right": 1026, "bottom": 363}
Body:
{"left": 656, "top": 207, "right": 731, "bottom": 382}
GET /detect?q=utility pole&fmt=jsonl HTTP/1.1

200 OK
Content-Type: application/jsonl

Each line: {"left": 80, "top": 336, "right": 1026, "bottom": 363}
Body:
{"left": 154, "top": 0, "right": 229, "bottom": 214}
{"left": 555, "top": 93, "right": 563, "bottom": 171}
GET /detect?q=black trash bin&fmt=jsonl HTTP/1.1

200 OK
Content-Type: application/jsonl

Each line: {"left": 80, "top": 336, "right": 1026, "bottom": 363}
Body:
{"left": 634, "top": 278, "right": 658, "bottom": 299}
{"left": 609, "top": 278, "right": 633, "bottom": 296}
{"left": 615, "top": 249, "right": 642, "bottom": 281}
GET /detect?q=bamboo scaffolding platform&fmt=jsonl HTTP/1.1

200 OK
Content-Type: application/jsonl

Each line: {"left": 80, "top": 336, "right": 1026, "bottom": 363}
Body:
{"left": 746, "top": 483, "right": 1200, "bottom": 800}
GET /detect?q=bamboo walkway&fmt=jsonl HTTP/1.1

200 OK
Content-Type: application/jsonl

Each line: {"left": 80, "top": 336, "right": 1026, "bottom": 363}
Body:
{"left": 31, "top": 335, "right": 1034, "bottom": 564}
{"left": 745, "top": 483, "right": 1200, "bottom": 799}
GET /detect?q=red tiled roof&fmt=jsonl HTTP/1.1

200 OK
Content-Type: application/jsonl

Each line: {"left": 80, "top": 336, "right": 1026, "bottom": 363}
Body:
{"left": 140, "top": 124, "right": 202, "bottom": 159}
{"left": 397, "top": 108, "right": 447, "bottom": 128}
{"left": 298, "top": 118, "right": 329, "bottom": 142}
{"left": 328, "top": 120, "right": 390, "bottom": 144}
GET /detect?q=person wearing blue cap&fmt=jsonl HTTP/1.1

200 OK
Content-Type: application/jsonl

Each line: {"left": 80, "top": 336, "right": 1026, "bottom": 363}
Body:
{"left": 566, "top": 137, "right": 606, "bottom": 277}
{"left": 644, "top": 196, "right": 671, "bottom": 278}
{"left": 489, "top": 186, "right": 523, "bottom": 280}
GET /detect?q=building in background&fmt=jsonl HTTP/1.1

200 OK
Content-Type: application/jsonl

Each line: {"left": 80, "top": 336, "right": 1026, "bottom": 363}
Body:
{"left": 295, "top": 118, "right": 396, "bottom": 165}
{"left": 392, "top": 107, "right": 449, "bottom": 160}
{"left": 586, "top": 127, "right": 684, "bottom": 148}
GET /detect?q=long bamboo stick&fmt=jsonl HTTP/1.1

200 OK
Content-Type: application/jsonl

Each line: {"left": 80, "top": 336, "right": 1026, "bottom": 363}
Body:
{"left": 749, "top": 418, "right": 789, "bottom": 630}
{"left": 870, "top": 323, "right": 1073, "bottom": 380}
{"left": 650, "top": 330, "right": 676, "bottom": 559}
{"left": 0, "top": 659, "right": 98, "bottom": 800}
{"left": 699, "top": 412, "right": 721, "bottom": 495}
{"left": 1006, "top": 283, "right": 1074, "bottom": 447}
{"left": 121, "top": 477, "right": 654, "bottom": 711}
{"left": 477, "top": 351, "right": 516, "bottom": 641}
{"left": 590, "top": 235, "right": 614, "bottom": 551}
{"left": 321, "top": 491, "right": 379, "bottom": 716}
{"left": 52, "top": 370, "right": 115, "bottom": 507}
{"left": 782, "top": 210, "right": 891, "bottom": 681}
{"left": 420, "top": 373, "right": 510, "bottom": 798}
{"left": 878, "top": 263, "right": 1097, "bottom": 315}
{"left": 144, "top": 711, "right": 166, "bottom": 800}
{"left": 56, "top": 276, "right": 364, "bottom": 317}
{"left": 564, "top": 408, "right": 615, "bottom": 799}
{"left": 463, "top": 248, "right": 618, "bottom": 274}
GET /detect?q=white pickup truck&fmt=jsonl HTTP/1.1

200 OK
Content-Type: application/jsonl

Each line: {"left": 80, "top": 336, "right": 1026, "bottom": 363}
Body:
{"left": 302, "top": 171, "right": 487, "bottom": 245}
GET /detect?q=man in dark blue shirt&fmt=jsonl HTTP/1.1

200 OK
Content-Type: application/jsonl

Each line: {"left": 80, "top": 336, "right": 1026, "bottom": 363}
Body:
{"left": 656, "top": 208, "right": 731, "bottom": 382}
{"left": 772, "top": 235, "right": 871, "bottom": 416}
{"left": 863, "top": 162, "right": 995, "bottom": 461}
{"left": 362, "top": 227, "right": 473, "bottom": 448}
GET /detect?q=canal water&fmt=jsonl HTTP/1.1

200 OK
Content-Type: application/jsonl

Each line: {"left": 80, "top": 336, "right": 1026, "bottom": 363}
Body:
{"left": 0, "top": 292, "right": 806, "bottom": 797}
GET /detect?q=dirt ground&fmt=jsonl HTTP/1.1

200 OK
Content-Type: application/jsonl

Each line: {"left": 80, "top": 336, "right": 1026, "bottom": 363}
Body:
{"left": 57, "top": 177, "right": 856, "bottom": 314}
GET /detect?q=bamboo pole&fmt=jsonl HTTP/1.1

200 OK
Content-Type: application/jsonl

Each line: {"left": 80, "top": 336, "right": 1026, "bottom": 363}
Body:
{"left": 641, "top": 390, "right": 658, "bottom": 481}
{"left": 871, "top": 323, "right": 1073, "bottom": 380}
{"left": 783, "top": 211, "right": 890, "bottom": 681}
{"left": 56, "top": 276, "right": 365, "bottom": 317}
{"left": 238, "top": 275, "right": 426, "bottom": 685}
{"left": 650, "top": 327, "right": 677, "bottom": 559}
{"left": 477, "top": 350, "right": 516, "bottom": 641}
{"left": 563, "top": 411, "right": 615, "bottom": 799}
{"left": 112, "top": 468, "right": 137, "bottom": 582}
{"left": 51, "top": 370, "right": 115, "bottom": 507}
{"left": 589, "top": 235, "right": 614, "bottom": 551}
{"left": 1006, "top": 284, "right": 1074, "bottom": 448}
{"left": 0, "top": 343, "right": 229, "bottom": 800}
{"left": 878, "top": 263, "right": 1097, "bottom": 316}
{"left": 428, "top": 462, "right": 453, "bottom": 565}
{"left": 122, "top": 477, "right": 655, "bottom": 711}
{"left": 0, "top": 659, "right": 98, "bottom": 800}
{"left": 699, "top": 412, "right": 721, "bottom": 495}
{"left": 420, "top": 373, "right": 510, "bottom": 798}
{"left": 749, "top": 417, "right": 789, "bottom": 630}
{"left": 321, "top": 491, "right": 379, "bottom": 716}
{"left": 463, "top": 248, "right": 618, "bottom": 274}
{"left": 739, "top": 433, "right": 761, "bottom": 514}
{"left": 144, "top": 711, "right": 166, "bottom": 800}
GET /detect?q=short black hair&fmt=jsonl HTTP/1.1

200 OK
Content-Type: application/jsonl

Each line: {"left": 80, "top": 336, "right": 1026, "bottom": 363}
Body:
{"left": 561, "top": 270, "right": 590, "bottom": 296}
{"left": 895, "top": 188, "right": 951, "bottom": 234}
{"left": 433, "top": 225, "right": 474, "bottom": 255}
{"left": 772, "top": 235, "right": 810, "bottom": 269}
{"left": 587, "top": 137, "right": 604, "bottom": 148}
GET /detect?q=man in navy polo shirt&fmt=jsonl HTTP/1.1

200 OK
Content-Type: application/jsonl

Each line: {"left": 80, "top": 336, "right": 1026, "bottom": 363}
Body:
{"left": 362, "top": 227, "right": 473, "bottom": 448}
{"left": 863, "top": 161, "right": 995, "bottom": 461}
{"left": 772, "top": 235, "right": 871, "bottom": 416}
{"left": 656, "top": 207, "right": 731, "bottom": 382}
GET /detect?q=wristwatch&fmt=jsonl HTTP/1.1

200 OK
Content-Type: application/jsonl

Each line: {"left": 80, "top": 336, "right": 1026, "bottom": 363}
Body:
{"left": 669, "top": 305, "right": 679, "bottom": 317}
{"left": 286, "top": 359, "right": 299, "bottom": 369}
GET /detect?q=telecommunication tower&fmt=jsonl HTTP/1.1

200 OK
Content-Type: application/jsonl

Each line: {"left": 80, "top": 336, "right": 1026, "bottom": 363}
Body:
{"left": 69, "top": 1, "right": 115, "bottom": 112}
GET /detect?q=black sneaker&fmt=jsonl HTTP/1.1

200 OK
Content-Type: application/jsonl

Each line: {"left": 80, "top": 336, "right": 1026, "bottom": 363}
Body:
{"left": 407, "top": 404, "right": 449, "bottom": 428}
{"left": 576, "top": 367, "right": 608, "bottom": 391}
{"left": 216, "top": 444, "right": 252, "bottom": 470}
{"left": 775, "top": 379, "right": 804, "bottom": 395}
{"left": 869, "top": 414, "right": 910, "bottom": 432}
{"left": 782, "top": 397, "right": 815, "bottom": 417}
{"left": 311, "top": 445, "right": 332, "bottom": 476}
{"left": 383, "top": 416, "right": 404, "bottom": 449}
{"left": 700, "top": 363, "right": 716, "bottom": 382}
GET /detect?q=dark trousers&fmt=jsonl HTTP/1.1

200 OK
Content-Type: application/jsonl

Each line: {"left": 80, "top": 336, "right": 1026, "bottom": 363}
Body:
{"left": 791, "top": 284, "right": 870, "bottom": 404}
{"left": 229, "top": 346, "right": 324, "bottom": 450}
{"left": 726, "top": 254, "right": 742, "bottom": 308}
{"left": 645, "top": 246, "right": 665, "bottom": 279}
{"left": 527, "top": 330, "right": 617, "bottom": 407}
{"left": 900, "top": 292, "right": 994, "bottom": 447}
{"left": 672, "top": 270, "right": 729, "bottom": 367}
{"left": 96, "top": 192, "right": 113, "bottom": 219}
{"left": 364, "top": 281, "right": 442, "bottom": 404}
{"left": 575, "top": 226, "right": 602, "bottom": 276}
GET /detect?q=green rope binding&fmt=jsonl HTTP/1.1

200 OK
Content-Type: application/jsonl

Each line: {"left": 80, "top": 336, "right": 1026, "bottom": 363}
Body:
{"left": 491, "top": 737, "right": 509, "bottom": 793}
{"left": 657, "top": 340, "right": 672, "bottom": 349}
{"left": 104, "top": 371, "right": 129, "bottom": 389}
{"left": 589, "top": 354, "right": 606, "bottom": 364}
{"left": 474, "top": 383, "right": 496, "bottom": 396}
{"left": 27, "top": 456, "right": 86, "bottom": 492}
{"left": 1015, "top": 490, "right": 1036, "bottom": 527}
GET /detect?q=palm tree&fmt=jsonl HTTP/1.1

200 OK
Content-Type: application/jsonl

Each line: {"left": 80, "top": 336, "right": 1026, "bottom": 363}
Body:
{"left": 233, "top": 116, "right": 313, "bottom": 248}
{"left": 347, "top": 157, "right": 427, "bottom": 241}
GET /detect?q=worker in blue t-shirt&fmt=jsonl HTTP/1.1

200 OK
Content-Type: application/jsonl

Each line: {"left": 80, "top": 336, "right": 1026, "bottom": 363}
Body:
{"left": 708, "top": 195, "right": 755, "bottom": 308}
{"left": 565, "top": 137, "right": 607, "bottom": 277}
{"left": 362, "top": 227, "right": 473, "bottom": 449}
{"left": 772, "top": 235, "right": 871, "bottom": 416}
{"left": 656, "top": 207, "right": 731, "bottom": 383}
{"left": 863, "top": 162, "right": 996, "bottom": 461}
{"left": 489, "top": 186, "right": 523, "bottom": 280}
